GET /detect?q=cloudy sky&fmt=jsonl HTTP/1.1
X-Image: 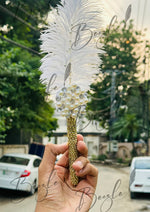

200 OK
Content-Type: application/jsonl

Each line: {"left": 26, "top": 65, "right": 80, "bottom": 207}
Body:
{"left": 102, "top": 0, "right": 150, "bottom": 39}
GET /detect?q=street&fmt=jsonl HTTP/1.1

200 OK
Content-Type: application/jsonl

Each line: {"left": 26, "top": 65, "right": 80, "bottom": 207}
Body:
{"left": 0, "top": 165, "right": 150, "bottom": 212}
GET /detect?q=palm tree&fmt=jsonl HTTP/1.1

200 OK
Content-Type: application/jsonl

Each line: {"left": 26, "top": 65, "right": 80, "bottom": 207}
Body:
{"left": 112, "top": 113, "right": 141, "bottom": 156}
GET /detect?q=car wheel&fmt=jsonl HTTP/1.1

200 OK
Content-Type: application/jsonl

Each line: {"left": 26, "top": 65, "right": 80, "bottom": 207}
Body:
{"left": 30, "top": 180, "right": 36, "bottom": 195}
{"left": 130, "top": 191, "right": 136, "bottom": 199}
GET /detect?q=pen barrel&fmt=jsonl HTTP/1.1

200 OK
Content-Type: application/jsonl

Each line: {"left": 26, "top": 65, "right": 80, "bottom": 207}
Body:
{"left": 67, "top": 116, "right": 79, "bottom": 186}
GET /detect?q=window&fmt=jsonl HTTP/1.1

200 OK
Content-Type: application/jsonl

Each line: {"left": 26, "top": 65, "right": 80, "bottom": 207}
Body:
{"left": 33, "top": 159, "right": 41, "bottom": 167}
{"left": 135, "top": 159, "right": 150, "bottom": 169}
{"left": 0, "top": 156, "right": 29, "bottom": 165}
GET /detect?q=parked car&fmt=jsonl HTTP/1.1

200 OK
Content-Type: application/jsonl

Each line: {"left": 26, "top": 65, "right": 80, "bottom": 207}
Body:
{"left": 129, "top": 156, "right": 150, "bottom": 198}
{"left": 0, "top": 153, "right": 41, "bottom": 194}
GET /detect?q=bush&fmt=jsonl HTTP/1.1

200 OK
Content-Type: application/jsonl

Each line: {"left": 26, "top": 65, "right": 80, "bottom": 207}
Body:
{"left": 91, "top": 155, "right": 97, "bottom": 160}
{"left": 97, "top": 154, "right": 107, "bottom": 161}
{"left": 117, "top": 158, "right": 123, "bottom": 163}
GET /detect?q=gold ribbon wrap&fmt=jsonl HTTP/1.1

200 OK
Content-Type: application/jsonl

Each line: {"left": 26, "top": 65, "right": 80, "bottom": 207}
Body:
{"left": 67, "top": 116, "right": 79, "bottom": 186}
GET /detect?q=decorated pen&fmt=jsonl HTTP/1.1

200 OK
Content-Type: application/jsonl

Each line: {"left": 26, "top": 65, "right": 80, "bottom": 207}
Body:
{"left": 40, "top": 0, "right": 103, "bottom": 186}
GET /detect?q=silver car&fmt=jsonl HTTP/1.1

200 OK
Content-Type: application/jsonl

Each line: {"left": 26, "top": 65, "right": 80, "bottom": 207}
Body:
{"left": 129, "top": 156, "right": 150, "bottom": 198}
{"left": 0, "top": 153, "right": 41, "bottom": 194}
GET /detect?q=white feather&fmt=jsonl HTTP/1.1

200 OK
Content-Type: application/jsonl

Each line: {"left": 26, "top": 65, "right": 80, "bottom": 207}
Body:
{"left": 40, "top": 0, "right": 104, "bottom": 94}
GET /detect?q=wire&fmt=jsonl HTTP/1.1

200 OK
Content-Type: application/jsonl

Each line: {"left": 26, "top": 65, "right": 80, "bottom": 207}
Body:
{"left": 11, "top": 2, "right": 37, "bottom": 23}
{"left": 90, "top": 95, "right": 110, "bottom": 101}
{"left": 0, "top": 35, "right": 40, "bottom": 56}
{"left": 0, "top": 4, "right": 38, "bottom": 32}
{"left": 136, "top": 0, "right": 140, "bottom": 29}
{"left": 141, "top": 0, "right": 147, "bottom": 31}
{"left": 10, "top": 2, "right": 46, "bottom": 25}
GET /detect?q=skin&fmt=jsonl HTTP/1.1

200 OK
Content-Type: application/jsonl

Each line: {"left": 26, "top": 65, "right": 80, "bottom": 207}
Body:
{"left": 35, "top": 134, "right": 98, "bottom": 212}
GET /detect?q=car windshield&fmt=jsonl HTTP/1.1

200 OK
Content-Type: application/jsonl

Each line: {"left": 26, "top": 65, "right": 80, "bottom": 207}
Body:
{"left": 135, "top": 159, "right": 150, "bottom": 169}
{"left": 0, "top": 155, "right": 29, "bottom": 166}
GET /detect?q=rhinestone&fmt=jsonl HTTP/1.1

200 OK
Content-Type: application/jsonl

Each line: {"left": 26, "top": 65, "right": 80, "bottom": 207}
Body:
{"left": 79, "top": 94, "right": 84, "bottom": 99}
{"left": 70, "top": 99, "right": 75, "bottom": 104}
{"left": 61, "top": 87, "right": 67, "bottom": 93}
{"left": 56, "top": 95, "right": 61, "bottom": 101}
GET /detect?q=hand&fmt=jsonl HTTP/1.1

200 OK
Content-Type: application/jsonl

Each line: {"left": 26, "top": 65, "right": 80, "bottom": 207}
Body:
{"left": 35, "top": 134, "right": 98, "bottom": 212}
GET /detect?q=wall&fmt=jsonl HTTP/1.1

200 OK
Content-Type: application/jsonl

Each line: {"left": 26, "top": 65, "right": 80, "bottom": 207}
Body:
{"left": 0, "top": 145, "right": 29, "bottom": 157}
{"left": 99, "top": 142, "right": 147, "bottom": 159}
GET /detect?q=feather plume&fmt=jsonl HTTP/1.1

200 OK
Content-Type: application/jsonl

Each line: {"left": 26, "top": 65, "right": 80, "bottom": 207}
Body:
{"left": 40, "top": 0, "right": 103, "bottom": 95}
{"left": 40, "top": 0, "right": 104, "bottom": 186}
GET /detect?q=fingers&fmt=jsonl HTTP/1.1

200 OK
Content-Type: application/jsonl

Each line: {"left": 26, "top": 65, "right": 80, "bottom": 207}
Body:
{"left": 56, "top": 134, "right": 87, "bottom": 168}
{"left": 72, "top": 156, "right": 89, "bottom": 172}
{"left": 56, "top": 150, "right": 69, "bottom": 168}
{"left": 77, "top": 140, "right": 88, "bottom": 157}
{"left": 40, "top": 142, "right": 68, "bottom": 172}
{"left": 72, "top": 156, "right": 98, "bottom": 188}
{"left": 54, "top": 165, "right": 69, "bottom": 181}
{"left": 76, "top": 163, "right": 98, "bottom": 178}
{"left": 77, "top": 134, "right": 83, "bottom": 141}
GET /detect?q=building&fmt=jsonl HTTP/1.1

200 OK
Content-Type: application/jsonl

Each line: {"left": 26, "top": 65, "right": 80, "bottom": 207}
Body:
{"left": 43, "top": 112, "right": 107, "bottom": 157}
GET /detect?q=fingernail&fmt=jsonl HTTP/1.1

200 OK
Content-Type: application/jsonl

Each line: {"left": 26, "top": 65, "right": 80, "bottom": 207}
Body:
{"left": 63, "top": 142, "right": 68, "bottom": 146}
{"left": 79, "top": 169, "right": 83, "bottom": 173}
{"left": 73, "top": 161, "right": 83, "bottom": 169}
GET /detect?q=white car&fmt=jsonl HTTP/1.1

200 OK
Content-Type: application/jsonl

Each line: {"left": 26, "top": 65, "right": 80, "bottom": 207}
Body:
{"left": 129, "top": 156, "right": 150, "bottom": 198}
{"left": 0, "top": 153, "right": 41, "bottom": 194}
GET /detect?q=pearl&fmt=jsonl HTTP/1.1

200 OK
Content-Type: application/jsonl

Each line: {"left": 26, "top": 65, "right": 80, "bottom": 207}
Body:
{"left": 66, "top": 90, "right": 72, "bottom": 96}
{"left": 56, "top": 102, "right": 62, "bottom": 107}
{"left": 74, "top": 108, "right": 79, "bottom": 113}
{"left": 71, "top": 113, "right": 76, "bottom": 118}
{"left": 65, "top": 102, "right": 70, "bottom": 108}
{"left": 62, "top": 112, "right": 67, "bottom": 117}
{"left": 59, "top": 91, "right": 63, "bottom": 96}
{"left": 69, "top": 105, "right": 75, "bottom": 110}
{"left": 74, "top": 102, "right": 80, "bottom": 107}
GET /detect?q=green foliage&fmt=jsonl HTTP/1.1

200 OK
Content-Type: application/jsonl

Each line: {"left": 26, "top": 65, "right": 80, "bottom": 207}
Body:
{"left": 0, "top": 1, "right": 60, "bottom": 142}
{"left": 0, "top": 0, "right": 60, "bottom": 50}
{"left": 87, "top": 20, "right": 144, "bottom": 132}
{"left": 131, "top": 149, "right": 138, "bottom": 157}
{"left": 91, "top": 154, "right": 97, "bottom": 160}
{"left": 0, "top": 46, "right": 57, "bottom": 139}
{"left": 97, "top": 154, "right": 107, "bottom": 161}
{"left": 112, "top": 113, "right": 141, "bottom": 143}
{"left": 117, "top": 158, "right": 123, "bottom": 163}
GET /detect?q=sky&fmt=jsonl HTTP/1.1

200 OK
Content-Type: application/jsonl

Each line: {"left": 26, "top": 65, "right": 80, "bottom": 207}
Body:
{"left": 102, "top": 0, "right": 150, "bottom": 81}
{"left": 102, "top": 0, "right": 150, "bottom": 40}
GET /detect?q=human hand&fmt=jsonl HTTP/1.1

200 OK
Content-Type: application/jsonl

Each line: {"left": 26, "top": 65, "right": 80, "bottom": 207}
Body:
{"left": 35, "top": 134, "right": 98, "bottom": 212}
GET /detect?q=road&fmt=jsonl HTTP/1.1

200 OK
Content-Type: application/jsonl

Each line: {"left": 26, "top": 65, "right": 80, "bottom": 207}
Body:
{"left": 0, "top": 165, "right": 150, "bottom": 212}
{"left": 92, "top": 165, "right": 150, "bottom": 212}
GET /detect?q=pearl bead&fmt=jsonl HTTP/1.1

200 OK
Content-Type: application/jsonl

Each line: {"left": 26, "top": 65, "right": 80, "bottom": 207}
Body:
{"left": 56, "top": 102, "right": 62, "bottom": 107}
{"left": 71, "top": 113, "right": 76, "bottom": 118}
{"left": 66, "top": 90, "right": 72, "bottom": 96}
{"left": 69, "top": 105, "right": 74, "bottom": 109}
{"left": 74, "top": 108, "right": 79, "bottom": 113}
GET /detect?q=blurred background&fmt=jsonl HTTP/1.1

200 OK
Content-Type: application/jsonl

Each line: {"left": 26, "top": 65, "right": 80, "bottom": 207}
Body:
{"left": 0, "top": 0, "right": 150, "bottom": 212}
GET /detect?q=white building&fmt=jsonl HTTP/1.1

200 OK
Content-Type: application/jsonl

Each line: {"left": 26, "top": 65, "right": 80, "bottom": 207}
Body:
{"left": 43, "top": 112, "right": 107, "bottom": 157}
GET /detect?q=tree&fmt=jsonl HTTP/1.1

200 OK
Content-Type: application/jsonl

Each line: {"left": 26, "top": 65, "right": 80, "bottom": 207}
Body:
{"left": 112, "top": 113, "right": 141, "bottom": 156}
{"left": 0, "top": 0, "right": 60, "bottom": 143}
{"left": 87, "top": 20, "right": 143, "bottom": 130}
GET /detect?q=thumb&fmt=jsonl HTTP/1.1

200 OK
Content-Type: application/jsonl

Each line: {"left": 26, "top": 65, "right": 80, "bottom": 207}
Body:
{"left": 40, "top": 143, "right": 68, "bottom": 172}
